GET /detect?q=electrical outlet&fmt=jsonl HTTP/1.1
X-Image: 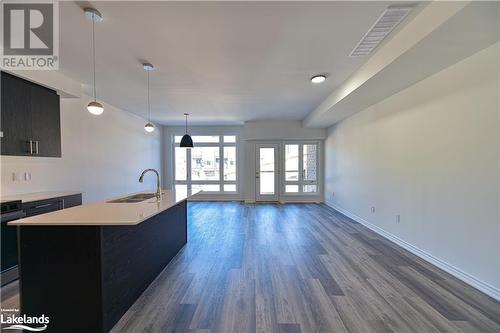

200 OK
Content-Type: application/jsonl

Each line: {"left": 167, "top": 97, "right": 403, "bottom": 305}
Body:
{"left": 371, "top": 206, "right": 376, "bottom": 213}
{"left": 396, "top": 214, "right": 401, "bottom": 223}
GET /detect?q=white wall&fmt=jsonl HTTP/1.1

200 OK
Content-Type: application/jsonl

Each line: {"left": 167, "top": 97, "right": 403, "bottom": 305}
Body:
{"left": 1, "top": 93, "right": 162, "bottom": 203}
{"left": 243, "top": 120, "right": 326, "bottom": 141}
{"left": 324, "top": 43, "right": 500, "bottom": 298}
{"left": 242, "top": 120, "right": 326, "bottom": 203}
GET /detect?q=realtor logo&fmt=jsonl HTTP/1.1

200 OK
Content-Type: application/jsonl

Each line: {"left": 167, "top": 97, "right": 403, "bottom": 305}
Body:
{"left": 1, "top": 1, "right": 59, "bottom": 70}
{"left": 1, "top": 308, "right": 49, "bottom": 332}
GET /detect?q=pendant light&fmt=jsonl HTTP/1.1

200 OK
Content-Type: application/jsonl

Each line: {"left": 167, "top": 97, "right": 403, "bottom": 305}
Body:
{"left": 143, "top": 63, "right": 155, "bottom": 133}
{"left": 84, "top": 8, "right": 104, "bottom": 115}
{"left": 180, "top": 113, "right": 193, "bottom": 148}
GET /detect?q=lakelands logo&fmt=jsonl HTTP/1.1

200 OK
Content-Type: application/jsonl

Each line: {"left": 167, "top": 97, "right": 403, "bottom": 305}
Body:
{"left": 1, "top": 313, "right": 49, "bottom": 331}
{"left": 1, "top": 0, "right": 59, "bottom": 70}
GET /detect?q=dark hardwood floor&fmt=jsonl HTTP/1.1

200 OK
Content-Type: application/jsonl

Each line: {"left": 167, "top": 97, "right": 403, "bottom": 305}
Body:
{"left": 2, "top": 202, "right": 499, "bottom": 332}
{"left": 111, "top": 202, "right": 500, "bottom": 332}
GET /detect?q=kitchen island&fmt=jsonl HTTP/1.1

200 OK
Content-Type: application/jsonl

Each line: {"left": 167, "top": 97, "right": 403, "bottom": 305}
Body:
{"left": 9, "top": 190, "right": 200, "bottom": 333}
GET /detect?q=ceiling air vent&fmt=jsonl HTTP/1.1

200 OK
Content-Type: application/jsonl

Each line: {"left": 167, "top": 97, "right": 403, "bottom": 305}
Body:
{"left": 350, "top": 6, "right": 413, "bottom": 57}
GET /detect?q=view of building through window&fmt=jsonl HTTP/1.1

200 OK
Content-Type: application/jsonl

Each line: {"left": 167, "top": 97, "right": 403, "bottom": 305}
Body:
{"left": 284, "top": 143, "right": 318, "bottom": 194}
{"left": 174, "top": 135, "right": 237, "bottom": 193}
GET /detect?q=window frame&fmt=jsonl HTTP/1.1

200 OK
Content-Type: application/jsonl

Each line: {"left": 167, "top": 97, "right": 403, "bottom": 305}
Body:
{"left": 281, "top": 141, "right": 320, "bottom": 196}
{"left": 173, "top": 135, "right": 238, "bottom": 194}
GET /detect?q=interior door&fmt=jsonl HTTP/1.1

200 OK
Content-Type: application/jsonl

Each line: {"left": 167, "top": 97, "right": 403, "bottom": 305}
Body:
{"left": 256, "top": 143, "right": 279, "bottom": 201}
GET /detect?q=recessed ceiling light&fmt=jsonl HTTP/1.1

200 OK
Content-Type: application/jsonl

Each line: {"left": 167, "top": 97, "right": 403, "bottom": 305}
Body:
{"left": 311, "top": 75, "right": 326, "bottom": 84}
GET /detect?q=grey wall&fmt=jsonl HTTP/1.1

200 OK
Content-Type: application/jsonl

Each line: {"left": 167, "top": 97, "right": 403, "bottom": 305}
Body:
{"left": 324, "top": 43, "right": 500, "bottom": 298}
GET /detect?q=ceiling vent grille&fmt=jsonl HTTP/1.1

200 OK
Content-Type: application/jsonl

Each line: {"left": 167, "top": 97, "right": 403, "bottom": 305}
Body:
{"left": 350, "top": 6, "right": 413, "bottom": 57}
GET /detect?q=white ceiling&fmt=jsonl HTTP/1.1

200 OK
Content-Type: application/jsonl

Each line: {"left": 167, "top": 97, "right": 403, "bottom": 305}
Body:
{"left": 304, "top": 1, "right": 500, "bottom": 127}
{"left": 59, "top": 1, "right": 413, "bottom": 125}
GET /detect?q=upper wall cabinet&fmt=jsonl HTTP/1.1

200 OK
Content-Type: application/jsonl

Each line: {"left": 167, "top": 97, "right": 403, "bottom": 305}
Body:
{"left": 1, "top": 72, "right": 61, "bottom": 157}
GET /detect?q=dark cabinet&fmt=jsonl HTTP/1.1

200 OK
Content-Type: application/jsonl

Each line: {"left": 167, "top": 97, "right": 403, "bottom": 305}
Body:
{"left": 22, "top": 194, "right": 82, "bottom": 217}
{"left": 1, "top": 72, "right": 32, "bottom": 156}
{"left": 1, "top": 72, "right": 61, "bottom": 157}
{"left": 30, "top": 82, "right": 62, "bottom": 157}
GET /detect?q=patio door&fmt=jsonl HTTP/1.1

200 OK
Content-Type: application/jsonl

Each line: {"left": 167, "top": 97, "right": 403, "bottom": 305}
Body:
{"left": 255, "top": 143, "right": 279, "bottom": 201}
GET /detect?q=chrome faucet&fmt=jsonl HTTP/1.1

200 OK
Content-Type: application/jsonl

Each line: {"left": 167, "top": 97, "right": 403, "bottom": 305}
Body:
{"left": 139, "top": 168, "right": 162, "bottom": 200}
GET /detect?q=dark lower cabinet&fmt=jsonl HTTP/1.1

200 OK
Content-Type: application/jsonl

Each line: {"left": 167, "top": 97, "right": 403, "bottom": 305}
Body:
{"left": 22, "top": 194, "right": 82, "bottom": 217}
{"left": 0, "top": 194, "right": 82, "bottom": 286}
{"left": 1, "top": 71, "right": 61, "bottom": 157}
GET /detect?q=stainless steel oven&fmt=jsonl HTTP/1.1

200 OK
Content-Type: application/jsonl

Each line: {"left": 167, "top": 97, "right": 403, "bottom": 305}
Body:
{"left": 1, "top": 200, "right": 24, "bottom": 286}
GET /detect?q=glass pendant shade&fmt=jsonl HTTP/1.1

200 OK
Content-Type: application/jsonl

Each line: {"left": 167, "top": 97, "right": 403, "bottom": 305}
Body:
{"left": 87, "top": 101, "right": 104, "bottom": 115}
{"left": 180, "top": 134, "right": 193, "bottom": 148}
{"left": 144, "top": 122, "right": 155, "bottom": 133}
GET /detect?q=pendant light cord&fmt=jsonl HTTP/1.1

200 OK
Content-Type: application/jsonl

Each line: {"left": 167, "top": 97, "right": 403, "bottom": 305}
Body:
{"left": 185, "top": 114, "right": 188, "bottom": 134}
{"left": 91, "top": 13, "right": 97, "bottom": 101}
{"left": 147, "top": 70, "right": 151, "bottom": 122}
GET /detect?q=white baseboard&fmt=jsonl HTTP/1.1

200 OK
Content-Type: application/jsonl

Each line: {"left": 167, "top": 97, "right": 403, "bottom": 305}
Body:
{"left": 189, "top": 194, "right": 243, "bottom": 202}
{"left": 324, "top": 200, "right": 500, "bottom": 302}
{"left": 234, "top": 200, "right": 322, "bottom": 204}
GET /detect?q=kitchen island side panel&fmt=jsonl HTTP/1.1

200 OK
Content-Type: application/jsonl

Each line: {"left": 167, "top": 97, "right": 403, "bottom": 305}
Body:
{"left": 18, "top": 226, "right": 104, "bottom": 333}
{"left": 100, "top": 200, "right": 187, "bottom": 331}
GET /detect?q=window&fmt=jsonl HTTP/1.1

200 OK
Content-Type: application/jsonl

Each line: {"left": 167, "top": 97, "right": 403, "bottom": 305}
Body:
{"left": 284, "top": 142, "right": 319, "bottom": 194}
{"left": 191, "top": 147, "right": 220, "bottom": 181}
{"left": 223, "top": 147, "right": 236, "bottom": 180}
{"left": 173, "top": 135, "right": 237, "bottom": 193}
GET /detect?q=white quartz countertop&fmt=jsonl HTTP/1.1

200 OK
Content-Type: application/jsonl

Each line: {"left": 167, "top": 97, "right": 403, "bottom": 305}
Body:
{"left": 8, "top": 190, "right": 200, "bottom": 226}
{"left": 1, "top": 191, "right": 82, "bottom": 203}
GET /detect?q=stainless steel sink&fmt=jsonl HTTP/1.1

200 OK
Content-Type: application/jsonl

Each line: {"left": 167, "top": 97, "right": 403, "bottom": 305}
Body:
{"left": 107, "top": 193, "right": 157, "bottom": 203}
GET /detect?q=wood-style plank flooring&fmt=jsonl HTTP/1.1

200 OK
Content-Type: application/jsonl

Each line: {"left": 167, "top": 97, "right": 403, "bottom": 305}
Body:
{"left": 111, "top": 202, "right": 500, "bottom": 332}
{"left": 2, "top": 202, "right": 499, "bottom": 332}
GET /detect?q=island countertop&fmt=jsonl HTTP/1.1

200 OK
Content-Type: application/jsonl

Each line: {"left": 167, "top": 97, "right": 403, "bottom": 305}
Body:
{"left": 8, "top": 190, "right": 200, "bottom": 226}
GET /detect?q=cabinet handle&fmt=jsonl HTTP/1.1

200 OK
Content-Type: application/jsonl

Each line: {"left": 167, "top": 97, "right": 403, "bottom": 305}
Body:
{"left": 26, "top": 140, "right": 33, "bottom": 154}
{"left": 34, "top": 140, "right": 39, "bottom": 154}
{"left": 34, "top": 203, "right": 52, "bottom": 209}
